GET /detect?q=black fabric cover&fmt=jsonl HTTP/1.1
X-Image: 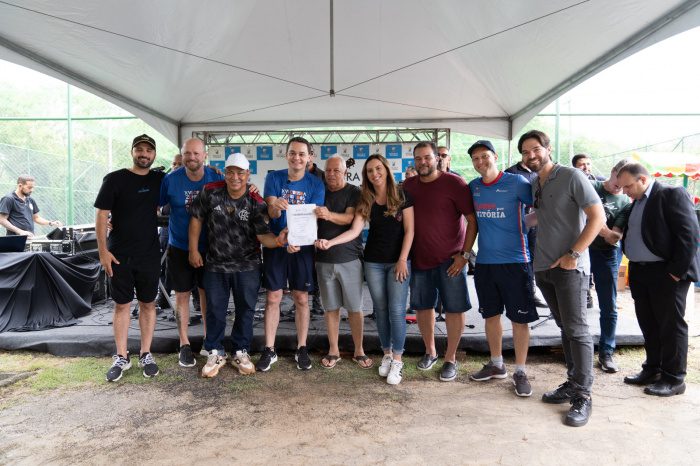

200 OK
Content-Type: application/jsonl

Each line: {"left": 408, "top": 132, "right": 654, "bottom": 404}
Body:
{"left": 0, "top": 252, "right": 100, "bottom": 332}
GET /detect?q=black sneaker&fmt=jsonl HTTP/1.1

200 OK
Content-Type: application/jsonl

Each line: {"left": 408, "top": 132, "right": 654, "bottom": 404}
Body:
{"left": 256, "top": 347, "right": 278, "bottom": 372}
{"left": 513, "top": 371, "right": 533, "bottom": 397}
{"left": 565, "top": 396, "right": 592, "bottom": 427}
{"left": 541, "top": 381, "right": 575, "bottom": 404}
{"left": 295, "top": 346, "right": 312, "bottom": 370}
{"left": 439, "top": 361, "right": 458, "bottom": 382}
{"left": 470, "top": 361, "right": 508, "bottom": 381}
{"left": 138, "top": 352, "right": 159, "bottom": 378}
{"left": 417, "top": 354, "right": 439, "bottom": 371}
{"left": 106, "top": 354, "right": 131, "bottom": 382}
{"left": 598, "top": 353, "right": 619, "bottom": 373}
{"left": 178, "top": 344, "right": 196, "bottom": 367}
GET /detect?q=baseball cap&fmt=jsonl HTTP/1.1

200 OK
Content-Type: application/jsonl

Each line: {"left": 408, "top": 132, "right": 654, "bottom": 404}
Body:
{"left": 132, "top": 134, "right": 156, "bottom": 150}
{"left": 467, "top": 140, "right": 496, "bottom": 156}
{"left": 225, "top": 153, "right": 250, "bottom": 170}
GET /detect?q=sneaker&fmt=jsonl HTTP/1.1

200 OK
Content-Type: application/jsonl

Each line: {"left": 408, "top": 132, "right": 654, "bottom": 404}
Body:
{"left": 565, "top": 396, "right": 592, "bottom": 427}
{"left": 470, "top": 361, "right": 507, "bottom": 381}
{"left": 387, "top": 360, "right": 403, "bottom": 385}
{"left": 178, "top": 344, "right": 196, "bottom": 367}
{"left": 106, "top": 354, "right": 131, "bottom": 382}
{"left": 295, "top": 346, "right": 312, "bottom": 371}
{"left": 199, "top": 347, "right": 210, "bottom": 357}
{"left": 598, "top": 353, "right": 619, "bottom": 373}
{"left": 138, "top": 352, "right": 159, "bottom": 378}
{"left": 439, "top": 361, "right": 459, "bottom": 382}
{"left": 256, "top": 347, "right": 278, "bottom": 372}
{"left": 201, "top": 350, "right": 227, "bottom": 378}
{"left": 541, "top": 380, "right": 575, "bottom": 404}
{"left": 513, "top": 371, "right": 533, "bottom": 397}
{"left": 378, "top": 354, "right": 393, "bottom": 378}
{"left": 417, "top": 354, "right": 438, "bottom": 371}
{"left": 231, "top": 350, "right": 256, "bottom": 375}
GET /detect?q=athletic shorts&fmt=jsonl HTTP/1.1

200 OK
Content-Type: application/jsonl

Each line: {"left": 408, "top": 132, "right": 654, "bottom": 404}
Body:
{"left": 474, "top": 262, "right": 538, "bottom": 324}
{"left": 410, "top": 258, "right": 471, "bottom": 313}
{"left": 315, "top": 259, "right": 364, "bottom": 312}
{"left": 110, "top": 253, "right": 160, "bottom": 304}
{"left": 262, "top": 245, "right": 315, "bottom": 292}
{"left": 167, "top": 245, "right": 205, "bottom": 292}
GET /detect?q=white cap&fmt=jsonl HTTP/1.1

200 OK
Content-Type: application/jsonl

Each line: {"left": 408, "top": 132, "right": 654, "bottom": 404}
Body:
{"left": 225, "top": 153, "right": 249, "bottom": 170}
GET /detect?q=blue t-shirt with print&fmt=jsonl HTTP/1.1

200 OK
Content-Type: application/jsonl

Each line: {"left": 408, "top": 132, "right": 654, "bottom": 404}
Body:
{"left": 469, "top": 171, "right": 532, "bottom": 264}
{"left": 159, "top": 166, "right": 223, "bottom": 251}
{"left": 263, "top": 169, "right": 325, "bottom": 235}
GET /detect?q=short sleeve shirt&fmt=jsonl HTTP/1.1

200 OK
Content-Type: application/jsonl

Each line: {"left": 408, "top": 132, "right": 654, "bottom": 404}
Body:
{"left": 590, "top": 181, "right": 631, "bottom": 250}
{"left": 263, "top": 170, "right": 325, "bottom": 235}
{"left": 0, "top": 192, "right": 39, "bottom": 235}
{"left": 189, "top": 183, "right": 271, "bottom": 273}
{"left": 316, "top": 184, "right": 363, "bottom": 264}
{"left": 364, "top": 189, "right": 414, "bottom": 263}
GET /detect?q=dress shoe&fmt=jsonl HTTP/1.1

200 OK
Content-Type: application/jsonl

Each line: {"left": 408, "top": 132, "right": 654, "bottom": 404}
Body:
{"left": 598, "top": 353, "right": 619, "bottom": 373}
{"left": 542, "top": 381, "right": 575, "bottom": 404}
{"left": 644, "top": 381, "right": 686, "bottom": 397}
{"left": 624, "top": 369, "right": 661, "bottom": 385}
{"left": 565, "top": 396, "right": 592, "bottom": 427}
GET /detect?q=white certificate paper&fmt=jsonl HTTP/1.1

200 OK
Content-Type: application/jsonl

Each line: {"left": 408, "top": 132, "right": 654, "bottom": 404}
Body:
{"left": 287, "top": 204, "right": 317, "bottom": 246}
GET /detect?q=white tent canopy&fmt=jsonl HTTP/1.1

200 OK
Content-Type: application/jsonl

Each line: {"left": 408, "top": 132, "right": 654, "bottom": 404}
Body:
{"left": 1, "top": 0, "right": 699, "bottom": 145}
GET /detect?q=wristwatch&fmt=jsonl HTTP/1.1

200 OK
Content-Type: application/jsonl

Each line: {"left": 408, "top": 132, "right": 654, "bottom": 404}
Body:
{"left": 567, "top": 249, "right": 581, "bottom": 259}
{"left": 460, "top": 250, "right": 472, "bottom": 260}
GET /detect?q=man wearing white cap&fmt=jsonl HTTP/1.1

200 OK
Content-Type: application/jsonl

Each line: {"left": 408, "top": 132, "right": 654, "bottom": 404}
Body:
{"left": 189, "top": 153, "right": 288, "bottom": 378}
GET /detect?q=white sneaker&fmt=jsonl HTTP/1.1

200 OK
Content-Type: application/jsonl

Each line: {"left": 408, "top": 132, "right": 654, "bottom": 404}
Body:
{"left": 378, "top": 354, "right": 393, "bottom": 378}
{"left": 201, "top": 350, "right": 226, "bottom": 378}
{"left": 387, "top": 360, "right": 403, "bottom": 385}
{"left": 231, "top": 350, "right": 256, "bottom": 375}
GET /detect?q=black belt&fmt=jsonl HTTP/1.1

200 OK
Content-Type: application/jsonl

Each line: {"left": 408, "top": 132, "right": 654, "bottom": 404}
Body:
{"left": 630, "top": 260, "right": 664, "bottom": 266}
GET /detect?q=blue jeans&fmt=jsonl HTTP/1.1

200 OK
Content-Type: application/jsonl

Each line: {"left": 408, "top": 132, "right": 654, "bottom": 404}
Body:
{"left": 364, "top": 261, "right": 410, "bottom": 355}
{"left": 203, "top": 268, "right": 261, "bottom": 353}
{"left": 590, "top": 247, "right": 621, "bottom": 355}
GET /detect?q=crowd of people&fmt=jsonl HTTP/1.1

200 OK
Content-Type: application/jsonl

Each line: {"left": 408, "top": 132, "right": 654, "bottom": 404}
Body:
{"left": 91, "top": 130, "right": 699, "bottom": 428}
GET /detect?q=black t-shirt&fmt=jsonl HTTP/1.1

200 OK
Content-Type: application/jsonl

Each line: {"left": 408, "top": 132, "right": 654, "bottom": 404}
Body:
{"left": 363, "top": 189, "right": 413, "bottom": 263}
{"left": 0, "top": 192, "right": 39, "bottom": 235}
{"left": 94, "top": 168, "right": 164, "bottom": 257}
{"left": 316, "top": 184, "right": 362, "bottom": 264}
{"left": 189, "top": 183, "right": 270, "bottom": 273}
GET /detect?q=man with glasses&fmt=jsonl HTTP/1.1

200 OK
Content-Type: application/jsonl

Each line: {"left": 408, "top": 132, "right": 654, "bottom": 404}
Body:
{"left": 520, "top": 130, "right": 605, "bottom": 427}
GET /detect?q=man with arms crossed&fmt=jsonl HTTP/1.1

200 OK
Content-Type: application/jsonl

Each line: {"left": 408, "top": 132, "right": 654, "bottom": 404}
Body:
{"left": 95, "top": 134, "right": 164, "bottom": 381}
{"left": 520, "top": 130, "right": 604, "bottom": 427}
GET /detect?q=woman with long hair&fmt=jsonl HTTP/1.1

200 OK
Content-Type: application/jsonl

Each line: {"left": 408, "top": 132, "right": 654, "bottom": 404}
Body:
{"left": 316, "top": 154, "right": 414, "bottom": 385}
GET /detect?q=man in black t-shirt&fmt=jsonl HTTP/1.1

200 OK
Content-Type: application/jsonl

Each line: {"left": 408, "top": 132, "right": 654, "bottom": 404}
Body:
{"left": 95, "top": 134, "right": 163, "bottom": 382}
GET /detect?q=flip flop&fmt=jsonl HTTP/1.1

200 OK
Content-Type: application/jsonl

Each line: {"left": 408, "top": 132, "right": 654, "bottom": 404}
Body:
{"left": 321, "top": 354, "right": 341, "bottom": 369}
{"left": 352, "top": 355, "right": 374, "bottom": 369}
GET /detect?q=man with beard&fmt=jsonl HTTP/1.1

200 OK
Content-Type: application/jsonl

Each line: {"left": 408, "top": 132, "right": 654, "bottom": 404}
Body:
{"left": 519, "top": 130, "right": 604, "bottom": 427}
{"left": 95, "top": 134, "right": 164, "bottom": 381}
{"left": 0, "top": 174, "right": 63, "bottom": 236}
{"left": 159, "top": 138, "right": 223, "bottom": 367}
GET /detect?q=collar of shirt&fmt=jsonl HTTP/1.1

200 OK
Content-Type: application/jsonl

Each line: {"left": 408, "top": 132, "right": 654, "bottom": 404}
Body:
{"left": 642, "top": 179, "right": 655, "bottom": 199}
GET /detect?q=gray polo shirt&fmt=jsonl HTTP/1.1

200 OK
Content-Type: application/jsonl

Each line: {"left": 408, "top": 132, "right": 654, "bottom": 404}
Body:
{"left": 532, "top": 165, "right": 600, "bottom": 274}
{"left": 0, "top": 191, "right": 39, "bottom": 235}
{"left": 624, "top": 180, "right": 664, "bottom": 262}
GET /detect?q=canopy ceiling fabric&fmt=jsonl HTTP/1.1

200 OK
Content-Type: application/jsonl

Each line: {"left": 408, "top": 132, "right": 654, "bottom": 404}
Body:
{"left": 0, "top": 0, "right": 699, "bottom": 144}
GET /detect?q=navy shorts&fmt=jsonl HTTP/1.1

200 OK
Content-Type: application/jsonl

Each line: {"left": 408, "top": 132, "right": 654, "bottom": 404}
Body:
{"left": 262, "top": 245, "right": 315, "bottom": 292}
{"left": 410, "top": 258, "right": 471, "bottom": 313}
{"left": 110, "top": 253, "right": 160, "bottom": 304}
{"left": 167, "top": 246, "right": 205, "bottom": 292}
{"left": 474, "top": 262, "right": 538, "bottom": 324}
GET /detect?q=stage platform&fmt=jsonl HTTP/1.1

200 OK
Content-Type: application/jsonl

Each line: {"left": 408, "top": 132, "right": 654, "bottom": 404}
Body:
{"left": 0, "top": 277, "right": 647, "bottom": 357}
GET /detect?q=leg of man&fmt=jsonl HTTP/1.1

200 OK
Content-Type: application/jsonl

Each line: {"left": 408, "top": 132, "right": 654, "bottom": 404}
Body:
{"left": 175, "top": 291, "right": 191, "bottom": 346}
{"left": 444, "top": 313, "right": 466, "bottom": 362}
{"left": 198, "top": 287, "right": 207, "bottom": 338}
{"left": 264, "top": 290, "right": 282, "bottom": 348}
{"left": 113, "top": 302, "right": 131, "bottom": 356}
{"left": 536, "top": 270, "right": 575, "bottom": 380}
{"left": 628, "top": 263, "right": 662, "bottom": 373}
{"left": 230, "top": 269, "right": 260, "bottom": 353}
{"left": 138, "top": 301, "right": 157, "bottom": 355}
{"left": 485, "top": 316, "right": 503, "bottom": 360}
{"left": 316, "top": 262, "right": 342, "bottom": 360}
{"left": 324, "top": 309, "right": 341, "bottom": 357}
{"left": 416, "top": 309, "right": 436, "bottom": 357}
{"left": 203, "top": 271, "right": 229, "bottom": 353}
{"left": 439, "top": 261, "right": 470, "bottom": 363}
{"left": 348, "top": 311, "right": 365, "bottom": 359}
{"left": 590, "top": 248, "right": 619, "bottom": 357}
{"left": 292, "top": 290, "right": 310, "bottom": 347}
{"left": 512, "top": 323, "right": 530, "bottom": 366}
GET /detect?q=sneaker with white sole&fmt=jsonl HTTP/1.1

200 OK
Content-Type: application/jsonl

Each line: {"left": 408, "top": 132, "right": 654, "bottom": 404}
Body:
{"left": 513, "top": 371, "right": 533, "bottom": 397}
{"left": 387, "top": 360, "right": 403, "bottom": 385}
{"left": 138, "top": 352, "right": 159, "bottom": 378}
{"left": 201, "top": 350, "right": 227, "bottom": 378}
{"left": 295, "top": 346, "right": 312, "bottom": 371}
{"left": 106, "top": 354, "right": 131, "bottom": 382}
{"left": 231, "top": 350, "right": 256, "bottom": 375}
{"left": 256, "top": 347, "right": 278, "bottom": 372}
{"left": 378, "top": 354, "right": 393, "bottom": 378}
{"left": 470, "top": 361, "right": 507, "bottom": 381}
{"left": 178, "top": 344, "right": 196, "bottom": 367}
{"left": 417, "top": 354, "right": 439, "bottom": 371}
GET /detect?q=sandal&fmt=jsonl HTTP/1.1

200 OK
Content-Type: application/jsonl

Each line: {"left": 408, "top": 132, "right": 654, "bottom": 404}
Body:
{"left": 352, "top": 355, "right": 374, "bottom": 369}
{"left": 321, "top": 354, "right": 341, "bottom": 369}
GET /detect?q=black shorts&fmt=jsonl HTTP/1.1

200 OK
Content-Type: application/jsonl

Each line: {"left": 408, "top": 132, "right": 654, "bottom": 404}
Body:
{"left": 262, "top": 246, "right": 315, "bottom": 292}
{"left": 167, "top": 246, "right": 205, "bottom": 292}
{"left": 474, "top": 262, "right": 538, "bottom": 324}
{"left": 110, "top": 253, "right": 160, "bottom": 304}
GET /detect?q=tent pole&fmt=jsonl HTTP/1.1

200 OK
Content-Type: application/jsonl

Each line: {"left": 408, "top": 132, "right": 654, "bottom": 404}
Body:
{"left": 67, "top": 84, "right": 74, "bottom": 226}
{"left": 329, "top": 0, "right": 335, "bottom": 96}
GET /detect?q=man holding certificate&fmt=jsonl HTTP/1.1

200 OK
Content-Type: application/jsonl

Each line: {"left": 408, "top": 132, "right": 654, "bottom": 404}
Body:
{"left": 258, "top": 137, "right": 325, "bottom": 372}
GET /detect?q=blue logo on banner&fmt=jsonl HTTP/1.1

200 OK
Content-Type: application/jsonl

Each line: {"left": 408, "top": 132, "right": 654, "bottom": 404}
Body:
{"left": 353, "top": 145, "right": 370, "bottom": 159}
{"left": 321, "top": 145, "right": 337, "bottom": 160}
{"left": 386, "top": 144, "right": 402, "bottom": 159}
{"left": 257, "top": 146, "right": 273, "bottom": 160}
{"left": 224, "top": 146, "right": 242, "bottom": 157}
{"left": 210, "top": 160, "right": 225, "bottom": 172}
{"left": 402, "top": 158, "right": 415, "bottom": 172}
{"left": 249, "top": 160, "right": 257, "bottom": 175}
{"left": 393, "top": 173, "right": 403, "bottom": 183}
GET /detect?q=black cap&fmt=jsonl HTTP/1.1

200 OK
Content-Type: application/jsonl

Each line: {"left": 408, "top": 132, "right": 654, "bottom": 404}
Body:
{"left": 132, "top": 134, "right": 156, "bottom": 150}
{"left": 468, "top": 139, "right": 496, "bottom": 156}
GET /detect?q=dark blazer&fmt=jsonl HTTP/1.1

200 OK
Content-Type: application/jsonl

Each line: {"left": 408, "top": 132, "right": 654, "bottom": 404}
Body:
{"left": 623, "top": 181, "right": 700, "bottom": 281}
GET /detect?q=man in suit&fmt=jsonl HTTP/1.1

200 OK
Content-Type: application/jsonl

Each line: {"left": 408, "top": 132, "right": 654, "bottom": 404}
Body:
{"left": 618, "top": 162, "right": 700, "bottom": 397}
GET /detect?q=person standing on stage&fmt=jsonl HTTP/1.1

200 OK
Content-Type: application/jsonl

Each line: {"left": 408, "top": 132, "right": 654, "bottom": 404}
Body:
{"left": 0, "top": 174, "right": 62, "bottom": 237}
{"left": 95, "top": 134, "right": 163, "bottom": 382}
